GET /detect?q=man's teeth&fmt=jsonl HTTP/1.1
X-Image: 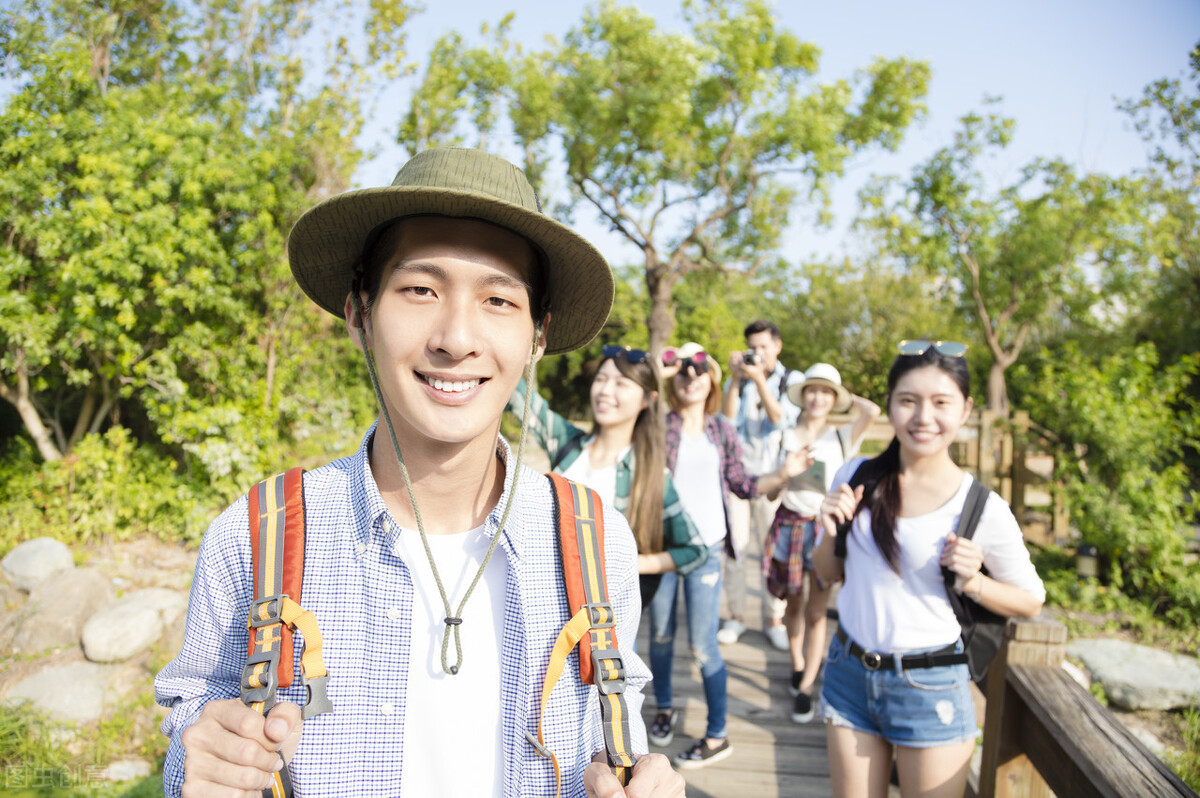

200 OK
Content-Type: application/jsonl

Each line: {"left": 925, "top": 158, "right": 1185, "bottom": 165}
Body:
{"left": 427, "top": 377, "right": 480, "bottom": 393}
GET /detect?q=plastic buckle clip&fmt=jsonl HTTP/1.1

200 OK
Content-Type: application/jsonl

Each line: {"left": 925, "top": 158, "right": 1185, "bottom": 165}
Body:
{"left": 584, "top": 601, "right": 617, "bottom": 630}
{"left": 240, "top": 650, "right": 281, "bottom": 704}
{"left": 525, "top": 730, "right": 552, "bottom": 759}
{"left": 302, "top": 674, "right": 334, "bottom": 719}
{"left": 248, "top": 594, "right": 288, "bottom": 628}
{"left": 591, "top": 650, "right": 626, "bottom": 695}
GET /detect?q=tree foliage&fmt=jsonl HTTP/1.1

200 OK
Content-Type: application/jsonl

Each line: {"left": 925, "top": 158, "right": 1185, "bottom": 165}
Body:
{"left": 0, "top": 0, "right": 408, "bottom": 531}
{"left": 858, "top": 106, "right": 1142, "bottom": 413}
{"left": 399, "top": 0, "right": 930, "bottom": 355}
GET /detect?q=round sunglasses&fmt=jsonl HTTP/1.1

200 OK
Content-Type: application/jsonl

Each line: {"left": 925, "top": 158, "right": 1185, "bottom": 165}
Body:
{"left": 602, "top": 344, "right": 650, "bottom": 364}
{"left": 661, "top": 348, "right": 709, "bottom": 374}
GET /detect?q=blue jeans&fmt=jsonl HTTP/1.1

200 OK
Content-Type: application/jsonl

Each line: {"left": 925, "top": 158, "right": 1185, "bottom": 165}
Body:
{"left": 648, "top": 544, "right": 727, "bottom": 739}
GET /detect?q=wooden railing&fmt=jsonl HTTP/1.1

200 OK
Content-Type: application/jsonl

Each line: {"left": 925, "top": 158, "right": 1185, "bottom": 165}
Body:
{"left": 973, "top": 617, "right": 1198, "bottom": 798}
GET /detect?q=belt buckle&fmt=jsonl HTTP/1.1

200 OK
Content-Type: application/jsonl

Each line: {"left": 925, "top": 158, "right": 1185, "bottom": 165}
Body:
{"left": 861, "top": 651, "right": 883, "bottom": 671}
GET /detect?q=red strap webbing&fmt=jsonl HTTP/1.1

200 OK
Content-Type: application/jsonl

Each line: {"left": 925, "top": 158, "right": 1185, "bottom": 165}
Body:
{"left": 247, "top": 467, "right": 306, "bottom": 689}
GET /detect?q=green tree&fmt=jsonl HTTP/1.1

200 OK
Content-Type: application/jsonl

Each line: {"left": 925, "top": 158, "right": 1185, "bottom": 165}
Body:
{"left": 399, "top": 0, "right": 930, "bottom": 356}
{"left": 0, "top": 0, "right": 412, "bottom": 497}
{"left": 1013, "top": 344, "right": 1199, "bottom": 625}
{"left": 858, "top": 107, "right": 1140, "bottom": 413}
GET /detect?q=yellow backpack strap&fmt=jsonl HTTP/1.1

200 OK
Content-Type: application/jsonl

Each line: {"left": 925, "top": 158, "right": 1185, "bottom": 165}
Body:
{"left": 240, "top": 468, "right": 333, "bottom": 798}
{"left": 527, "top": 474, "right": 638, "bottom": 796}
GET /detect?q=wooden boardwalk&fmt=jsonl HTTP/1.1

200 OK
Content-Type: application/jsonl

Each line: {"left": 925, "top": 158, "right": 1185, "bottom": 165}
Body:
{"left": 634, "top": 556, "right": 837, "bottom": 797}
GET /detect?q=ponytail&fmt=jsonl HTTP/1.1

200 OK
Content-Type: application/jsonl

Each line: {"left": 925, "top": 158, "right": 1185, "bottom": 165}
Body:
{"left": 858, "top": 437, "right": 903, "bottom": 574}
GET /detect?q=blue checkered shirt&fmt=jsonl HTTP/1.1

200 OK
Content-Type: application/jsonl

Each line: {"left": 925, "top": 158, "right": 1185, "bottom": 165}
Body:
{"left": 155, "top": 427, "right": 650, "bottom": 796}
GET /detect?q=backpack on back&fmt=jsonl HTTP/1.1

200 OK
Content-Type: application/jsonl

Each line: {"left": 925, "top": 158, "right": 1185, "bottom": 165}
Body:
{"left": 833, "top": 460, "right": 1005, "bottom": 687}
{"left": 240, "top": 468, "right": 636, "bottom": 798}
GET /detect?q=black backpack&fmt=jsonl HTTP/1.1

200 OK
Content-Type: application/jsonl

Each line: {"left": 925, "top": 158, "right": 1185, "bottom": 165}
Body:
{"left": 834, "top": 461, "right": 1005, "bottom": 687}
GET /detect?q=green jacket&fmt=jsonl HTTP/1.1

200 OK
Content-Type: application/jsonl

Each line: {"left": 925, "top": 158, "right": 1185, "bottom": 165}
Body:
{"left": 507, "top": 379, "right": 708, "bottom": 576}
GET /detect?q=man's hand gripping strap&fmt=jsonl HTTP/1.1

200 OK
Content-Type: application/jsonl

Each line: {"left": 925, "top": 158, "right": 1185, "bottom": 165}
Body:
{"left": 528, "top": 475, "right": 637, "bottom": 797}
{"left": 240, "top": 468, "right": 333, "bottom": 798}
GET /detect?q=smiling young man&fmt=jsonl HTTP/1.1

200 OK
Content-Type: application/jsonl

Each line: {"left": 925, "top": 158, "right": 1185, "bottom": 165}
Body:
{"left": 155, "top": 149, "right": 682, "bottom": 797}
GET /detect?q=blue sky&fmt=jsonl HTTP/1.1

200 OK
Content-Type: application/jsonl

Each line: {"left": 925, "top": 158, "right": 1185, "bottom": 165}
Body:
{"left": 358, "top": 0, "right": 1199, "bottom": 262}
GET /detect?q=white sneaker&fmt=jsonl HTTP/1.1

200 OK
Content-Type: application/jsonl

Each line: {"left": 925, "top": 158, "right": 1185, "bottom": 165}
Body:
{"left": 717, "top": 619, "right": 746, "bottom": 645}
{"left": 765, "top": 624, "right": 789, "bottom": 651}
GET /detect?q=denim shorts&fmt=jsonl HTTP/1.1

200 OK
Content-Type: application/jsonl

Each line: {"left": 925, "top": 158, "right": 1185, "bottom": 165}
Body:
{"left": 818, "top": 633, "right": 978, "bottom": 748}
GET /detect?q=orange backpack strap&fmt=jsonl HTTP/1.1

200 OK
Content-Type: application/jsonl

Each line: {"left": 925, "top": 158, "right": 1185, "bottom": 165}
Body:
{"left": 240, "top": 468, "right": 333, "bottom": 796}
{"left": 527, "top": 474, "right": 638, "bottom": 795}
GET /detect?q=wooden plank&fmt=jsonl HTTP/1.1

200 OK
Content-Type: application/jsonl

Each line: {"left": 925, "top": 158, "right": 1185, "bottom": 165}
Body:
{"left": 1009, "top": 665, "right": 1198, "bottom": 798}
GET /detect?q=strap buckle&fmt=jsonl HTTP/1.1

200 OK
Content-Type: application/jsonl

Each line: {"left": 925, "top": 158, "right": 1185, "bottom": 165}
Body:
{"left": 248, "top": 594, "right": 288, "bottom": 628}
{"left": 861, "top": 651, "right": 883, "bottom": 671}
{"left": 302, "top": 674, "right": 333, "bottom": 719}
{"left": 584, "top": 601, "right": 616, "bottom": 629}
{"left": 240, "top": 650, "right": 281, "bottom": 703}
{"left": 591, "top": 650, "right": 626, "bottom": 695}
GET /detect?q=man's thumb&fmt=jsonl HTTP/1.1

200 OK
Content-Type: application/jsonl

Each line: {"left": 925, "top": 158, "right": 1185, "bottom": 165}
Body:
{"left": 264, "top": 702, "right": 302, "bottom": 746}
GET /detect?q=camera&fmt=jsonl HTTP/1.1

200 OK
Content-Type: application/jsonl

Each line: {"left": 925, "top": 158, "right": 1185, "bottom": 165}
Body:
{"left": 742, "top": 351, "right": 758, "bottom": 366}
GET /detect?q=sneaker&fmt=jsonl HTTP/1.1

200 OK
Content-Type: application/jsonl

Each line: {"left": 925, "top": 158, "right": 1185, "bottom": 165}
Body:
{"left": 791, "top": 692, "right": 815, "bottom": 724}
{"left": 788, "top": 670, "right": 805, "bottom": 697}
{"left": 648, "top": 709, "right": 675, "bottom": 747}
{"left": 716, "top": 619, "right": 746, "bottom": 645}
{"left": 765, "top": 623, "right": 789, "bottom": 651}
{"left": 674, "top": 737, "right": 733, "bottom": 769}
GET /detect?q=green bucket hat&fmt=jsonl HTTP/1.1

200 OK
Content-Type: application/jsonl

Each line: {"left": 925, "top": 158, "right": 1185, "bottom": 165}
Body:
{"left": 287, "top": 147, "right": 615, "bottom": 355}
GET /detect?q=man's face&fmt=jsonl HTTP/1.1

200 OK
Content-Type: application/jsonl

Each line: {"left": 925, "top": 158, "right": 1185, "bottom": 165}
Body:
{"left": 745, "top": 330, "right": 782, "bottom": 372}
{"left": 347, "top": 216, "right": 546, "bottom": 451}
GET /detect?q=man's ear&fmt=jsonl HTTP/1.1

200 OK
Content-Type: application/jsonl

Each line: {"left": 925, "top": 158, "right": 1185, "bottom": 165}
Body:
{"left": 530, "top": 312, "right": 551, "bottom": 362}
{"left": 345, "top": 293, "right": 368, "bottom": 352}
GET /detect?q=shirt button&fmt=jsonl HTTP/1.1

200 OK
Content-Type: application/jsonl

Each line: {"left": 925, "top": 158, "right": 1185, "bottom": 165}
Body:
{"left": 355, "top": 542, "right": 367, "bottom": 556}
{"left": 386, "top": 607, "right": 401, "bottom": 621}
{"left": 380, "top": 703, "right": 394, "bottom": 716}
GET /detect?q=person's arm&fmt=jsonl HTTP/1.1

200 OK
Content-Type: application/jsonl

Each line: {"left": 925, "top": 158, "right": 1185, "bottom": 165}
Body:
{"left": 720, "top": 368, "right": 741, "bottom": 421}
{"left": 155, "top": 502, "right": 304, "bottom": 797}
{"left": 846, "top": 393, "right": 882, "bottom": 449}
{"left": 716, "top": 416, "right": 758, "bottom": 500}
{"left": 812, "top": 481, "right": 862, "bottom": 586}
{"left": 506, "top": 377, "right": 587, "bottom": 466}
{"left": 940, "top": 494, "right": 1046, "bottom": 619}
{"left": 656, "top": 473, "right": 708, "bottom": 576}
{"left": 757, "top": 447, "right": 813, "bottom": 500}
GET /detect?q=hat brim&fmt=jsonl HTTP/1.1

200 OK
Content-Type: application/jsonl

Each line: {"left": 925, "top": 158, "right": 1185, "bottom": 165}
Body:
{"left": 287, "top": 185, "right": 614, "bottom": 355}
{"left": 787, "top": 378, "right": 852, "bottom": 413}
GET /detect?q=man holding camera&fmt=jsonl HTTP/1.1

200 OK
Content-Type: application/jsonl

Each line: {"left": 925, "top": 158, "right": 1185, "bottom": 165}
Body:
{"left": 718, "top": 320, "right": 803, "bottom": 648}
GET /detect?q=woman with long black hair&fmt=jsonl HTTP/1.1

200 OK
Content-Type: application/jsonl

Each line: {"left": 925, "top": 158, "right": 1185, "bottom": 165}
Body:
{"left": 813, "top": 341, "right": 1044, "bottom": 798}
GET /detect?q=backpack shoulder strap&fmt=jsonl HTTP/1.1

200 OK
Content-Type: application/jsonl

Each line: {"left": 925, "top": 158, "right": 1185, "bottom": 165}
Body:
{"left": 779, "top": 367, "right": 794, "bottom": 402}
{"left": 529, "top": 474, "right": 637, "bottom": 792}
{"left": 241, "top": 467, "right": 332, "bottom": 723}
{"left": 836, "top": 425, "right": 851, "bottom": 462}
{"left": 834, "top": 460, "right": 870, "bottom": 559}
{"left": 956, "top": 479, "right": 991, "bottom": 541}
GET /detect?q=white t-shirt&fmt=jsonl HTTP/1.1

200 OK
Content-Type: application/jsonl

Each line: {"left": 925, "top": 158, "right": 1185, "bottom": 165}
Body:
{"left": 559, "top": 440, "right": 624, "bottom": 510}
{"left": 827, "top": 457, "right": 1046, "bottom": 654}
{"left": 393, "top": 525, "right": 507, "bottom": 798}
{"left": 777, "top": 423, "right": 855, "bottom": 517}
{"left": 673, "top": 432, "right": 727, "bottom": 548}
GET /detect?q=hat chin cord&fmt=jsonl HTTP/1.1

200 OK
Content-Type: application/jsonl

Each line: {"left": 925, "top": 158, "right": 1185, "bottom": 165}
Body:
{"left": 352, "top": 291, "right": 538, "bottom": 675}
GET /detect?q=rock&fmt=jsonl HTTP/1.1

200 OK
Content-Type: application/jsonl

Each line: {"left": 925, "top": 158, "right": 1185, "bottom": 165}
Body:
{"left": 2, "top": 538, "right": 74, "bottom": 592}
{"left": 5, "top": 662, "right": 122, "bottom": 724}
{"left": 11, "top": 569, "right": 115, "bottom": 654}
{"left": 1067, "top": 637, "right": 1200, "bottom": 711}
{"left": 81, "top": 588, "right": 188, "bottom": 663}
{"left": 100, "top": 759, "right": 152, "bottom": 782}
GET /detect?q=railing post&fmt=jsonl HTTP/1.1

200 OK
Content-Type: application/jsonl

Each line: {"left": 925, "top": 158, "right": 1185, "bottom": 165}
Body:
{"left": 978, "top": 409, "right": 997, "bottom": 491}
{"left": 977, "top": 616, "right": 1068, "bottom": 798}
{"left": 1010, "top": 411, "right": 1029, "bottom": 522}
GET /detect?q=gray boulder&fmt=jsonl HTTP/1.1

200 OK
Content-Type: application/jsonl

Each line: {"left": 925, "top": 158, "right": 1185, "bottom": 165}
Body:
{"left": 2, "top": 538, "right": 74, "bottom": 592}
{"left": 12, "top": 568, "right": 115, "bottom": 654}
{"left": 5, "top": 661, "right": 122, "bottom": 724}
{"left": 1067, "top": 637, "right": 1200, "bottom": 711}
{"left": 81, "top": 588, "right": 188, "bottom": 663}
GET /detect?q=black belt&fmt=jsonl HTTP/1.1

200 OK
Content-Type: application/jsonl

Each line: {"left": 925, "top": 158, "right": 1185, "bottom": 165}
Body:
{"left": 836, "top": 628, "right": 967, "bottom": 671}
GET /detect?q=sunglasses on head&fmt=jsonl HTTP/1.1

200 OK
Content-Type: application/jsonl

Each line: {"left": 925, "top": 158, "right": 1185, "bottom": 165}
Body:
{"left": 898, "top": 340, "right": 969, "bottom": 358}
{"left": 602, "top": 344, "right": 649, "bottom": 364}
{"left": 662, "top": 349, "right": 709, "bottom": 374}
